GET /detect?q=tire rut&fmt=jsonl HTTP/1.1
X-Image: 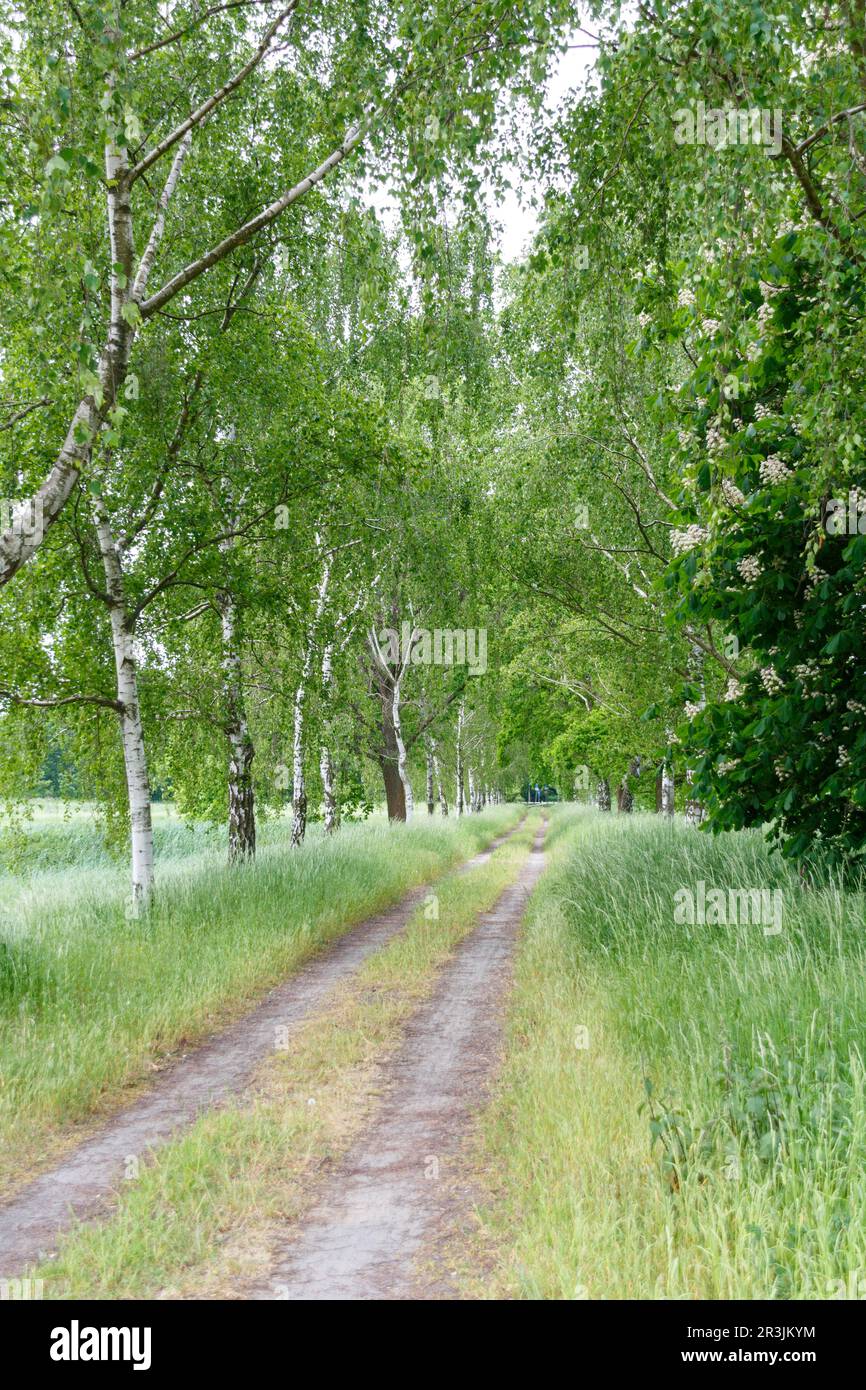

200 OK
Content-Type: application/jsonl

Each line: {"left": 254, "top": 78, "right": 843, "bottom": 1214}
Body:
{"left": 0, "top": 817, "right": 525, "bottom": 1279}
{"left": 247, "top": 817, "right": 547, "bottom": 1302}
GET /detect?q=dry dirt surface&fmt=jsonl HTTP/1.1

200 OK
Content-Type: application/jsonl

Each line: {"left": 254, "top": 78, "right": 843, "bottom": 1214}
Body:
{"left": 0, "top": 819, "right": 523, "bottom": 1278}
{"left": 247, "top": 817, "right": 547, "bottom": 1301}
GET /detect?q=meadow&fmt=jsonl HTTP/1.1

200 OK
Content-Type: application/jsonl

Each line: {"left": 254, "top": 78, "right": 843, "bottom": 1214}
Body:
{"left": 0, "top": 800, "right": 519, "bottom": 1192}
{"left": 468, "top": 808, "right": 866, "bottom": 1300}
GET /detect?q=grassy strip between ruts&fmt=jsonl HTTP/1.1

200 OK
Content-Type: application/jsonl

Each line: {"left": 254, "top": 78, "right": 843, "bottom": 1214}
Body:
{"left": 0, "top": 806, "right": 522, "bottom": 1195}
{"left": 455, "top": 808, "right": 866, "bottom": 1300}
{"left": 30, "top": 812, "right": 542, "bottom": 1299}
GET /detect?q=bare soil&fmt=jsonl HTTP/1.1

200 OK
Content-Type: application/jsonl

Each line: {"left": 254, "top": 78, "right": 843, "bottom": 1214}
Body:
{"left": 246, "top": 817, "right": 547, "bottom": 1301}
{"left": 0, "top": 819, "right": 522, "bottom": 1278}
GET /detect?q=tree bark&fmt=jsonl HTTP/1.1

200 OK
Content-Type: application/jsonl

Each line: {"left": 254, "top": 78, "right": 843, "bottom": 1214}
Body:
{"left": 456, "top": 701, "right": 465, "bottom": 815}
{"left": 685, "top": 638, "right": 706, "bottom": 827}
{"left": 380, "top": 755, "right": 407, "bottom": 822}
{"left": 597, "top": 778, "right": 611, "bottom": 812}
{"left": 425, "top": 744, "right": 435, "bottom": 815}
{"left": 431, "top": 737, "right": 448, "bottom": 815}
{"left": 392, "top": 664, "right": 413, "bottom": 820}
{"left": 660, "top": 731, "right": 675, "bottom": 818}
{"left": 319, "top": 641, "right": 338, "bottom": 835}
{"left": 93, "top": 499, "right": 155, "bottom": 912}
{"left": 221, "top": 595, "right": 256, "bottom": 862}
{"left": 292, "top": 546, "right": 332, "bottom": 847}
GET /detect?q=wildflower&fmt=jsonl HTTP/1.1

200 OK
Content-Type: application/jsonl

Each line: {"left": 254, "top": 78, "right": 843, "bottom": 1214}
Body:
{"left": 677, "top": 287, "right": 696, "bottom": 309}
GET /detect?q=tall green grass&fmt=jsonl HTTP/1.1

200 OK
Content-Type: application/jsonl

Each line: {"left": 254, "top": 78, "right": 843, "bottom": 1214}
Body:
{"left": 0, "top": 804, "right": 520, "bottom": 1189}
{"left": 471, "top": 808, "right": 866, "bottom": 1300}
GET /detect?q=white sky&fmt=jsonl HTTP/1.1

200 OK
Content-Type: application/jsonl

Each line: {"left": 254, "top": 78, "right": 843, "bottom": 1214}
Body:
{"left": 495, "top": 39, "right": 599, "bottom": 262}
{"left": 363, "top": 33, "right": 600, "bottom": 266}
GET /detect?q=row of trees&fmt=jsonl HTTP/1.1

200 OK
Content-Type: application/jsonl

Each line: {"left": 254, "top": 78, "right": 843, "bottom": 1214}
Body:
{"left": 2, "top": 0, "right": 864, "bottom": 902}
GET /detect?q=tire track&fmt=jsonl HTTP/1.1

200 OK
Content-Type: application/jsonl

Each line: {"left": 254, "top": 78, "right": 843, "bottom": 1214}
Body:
{"left": 248, "top": 817, "right": 547, "bottom": 1301}
{"left": 0, "top": 816, "right": 525, "bottom": 1278}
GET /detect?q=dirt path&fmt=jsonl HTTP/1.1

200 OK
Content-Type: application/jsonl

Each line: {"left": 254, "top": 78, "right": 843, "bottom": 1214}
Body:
{"left": 247, "top": 817, "right": 547, "bottom": 1301}
{"left": 0, "top": 818, "right": 523, "bottom": 1278}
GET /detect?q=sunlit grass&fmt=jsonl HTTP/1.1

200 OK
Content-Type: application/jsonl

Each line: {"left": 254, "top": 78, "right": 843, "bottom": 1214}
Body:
{"left": 29, "top": 815, "right": 542, "bottom": 1299}
{"left": 468, "top": 810, "right": 866, "bottom": 1300}
{"left": 0, "top": 804, "right": 520, "bottom": 1191}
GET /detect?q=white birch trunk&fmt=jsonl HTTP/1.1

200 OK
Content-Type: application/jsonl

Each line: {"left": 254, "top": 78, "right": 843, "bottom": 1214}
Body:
{"left": 456, "top": 701, "right": 465, "bottom": 815}
{"left": 431, "top": 738, "right": 448, "bottom": 816}
{"left": 93, "top": 500, "right": 154, "bottom": 913}
{"left": 319, "top": 641, "right": 338, "bottom": 835}
{"left": 685, "top": 639, "right": 707, "bottom": 827}
{"left": 392, "top": 666, "right": 413, "bottom": 821}
{"left": 221, "top": 595, "right": 256, "bottom": 861}
{"left": 425, "top": 744, "right": 435, "bottom": 815}
{"left": 292, "top": 546, "right": 332, "bottom": 846}
{"left": 661, "top": 730, "right": 675, "bottom": 818}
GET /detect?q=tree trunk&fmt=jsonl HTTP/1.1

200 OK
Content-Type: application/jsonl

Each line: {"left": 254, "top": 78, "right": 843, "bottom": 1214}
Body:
{"left": 221, "top": 595, "right": 256, "bottom": 862}
{"left": 597, "top": 778, "right": 611, "bottom": 812}
{"left": 93, "top": 500, "right": 155, "bottom": 913}
{"left": 392, "top": 667, "right": 413, "bottom": 820}
{"left": 292, "top": 546, "right": 332, "bottom": 847}
{"left": 661, "top": 732, "right": 675, "bottom": 818}
{"left": 685, "top": 639, "right": 706, "bottom": 827}
{"left": 319, "top": 642, "right": 338, "bottom": 834}
{"left": 380, "top": 756, "right": 407, "bottom": 822}
{"left": 618, "top": 756, "right": 639, "bottom": 813}
{"left": 290, "top": 677, "right": 308, "bottom": 848}
{"left": 456, "top": 701, "right": 465, "bottom": 814}
{"left": 431, "top": 737, "right": 448, "bottom": 815}
{"left": 425, "top": 744, "right": 435, "bottom": 815}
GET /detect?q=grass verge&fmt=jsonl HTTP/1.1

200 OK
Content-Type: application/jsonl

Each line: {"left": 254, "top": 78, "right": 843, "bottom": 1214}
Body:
{"left": 29, "top": 812, "right": 542, "bottom": 1299}
{"left": 459, "top": 809, "right": 866, "bottom": 1300}
{"left": 0, "top": 806, "right": 521, "bottom": 1194}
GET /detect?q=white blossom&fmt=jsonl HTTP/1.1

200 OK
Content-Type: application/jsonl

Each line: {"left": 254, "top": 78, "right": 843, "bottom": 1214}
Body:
{"left": 706, "top": 420, "right": 725, "bottom": 454}
{"left": 760, "top": 666, "right": 785, "bottom": 695}
{"left": 737, "top": 555, "right": 763, "bottom": 584}
{"left": 721, "top": 478, "right": 745, "bottom": 507}
{"left": 759, "top": 455, "right": 792, "bottom": 485}
{"left": 671, "top": 524, "right": 708, "bottom": 554}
